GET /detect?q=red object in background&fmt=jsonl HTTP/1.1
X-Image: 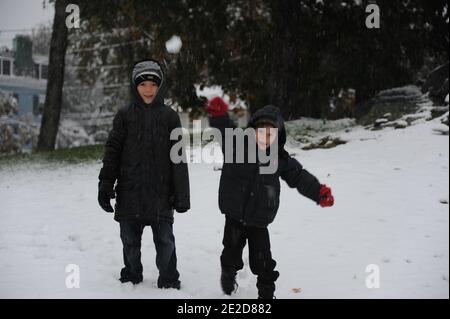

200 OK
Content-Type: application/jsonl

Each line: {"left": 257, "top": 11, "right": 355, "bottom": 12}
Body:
{"left": 319, "top": 184, "right": 334, "bottom": 207}
{"left": 207, "top": 97, "right": 229, "bottom": 117}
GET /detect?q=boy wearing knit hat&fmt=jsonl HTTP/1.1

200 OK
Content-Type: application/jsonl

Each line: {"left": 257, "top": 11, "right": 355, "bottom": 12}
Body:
{"left": 98, "top": 59, "right": 190, "bottom": 289}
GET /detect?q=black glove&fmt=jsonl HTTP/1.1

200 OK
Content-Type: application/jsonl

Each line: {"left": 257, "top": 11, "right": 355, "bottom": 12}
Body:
{"left": 173, "top": 194, "right": 190, "bottom": 213}
{"left": 98, "top": 180, "right": 115, "bottom": 213}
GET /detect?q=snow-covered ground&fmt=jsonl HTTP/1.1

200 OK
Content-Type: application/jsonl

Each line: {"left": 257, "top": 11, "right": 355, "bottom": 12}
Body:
{"left": 0, "top": 117, "right": 448, "bottom": 299}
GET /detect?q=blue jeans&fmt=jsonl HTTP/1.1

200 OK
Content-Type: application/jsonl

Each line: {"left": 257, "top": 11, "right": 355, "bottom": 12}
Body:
{"left": 120, "top": 220, "right": 180, "bottom": 286}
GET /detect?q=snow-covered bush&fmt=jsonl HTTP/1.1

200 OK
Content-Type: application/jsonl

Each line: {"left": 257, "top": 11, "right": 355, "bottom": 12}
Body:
{"left": 285, "top": 117, "right": 356, "bottom": 139}
{"left": 358, "top": 85, "right": 427, "bottom": 126}
{"left": 0, "top": 90, "right": 38, "bottom": 154}
{"left": 56, "top": 119, "right": 95, "bottom": 149}
{"left": 0, "top": 114, "right": 96, "bottom": 154}
{"left": 0, "top": 90, "right": 18, "bottom": 116}
{"left": 0, "top": 117, "right": 38, "bottom": 154}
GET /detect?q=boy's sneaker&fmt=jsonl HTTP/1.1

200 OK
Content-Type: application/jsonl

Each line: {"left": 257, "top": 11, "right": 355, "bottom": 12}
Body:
{"left": 119, "top": 268, "right": 143, "bottom": 285}
{"left": 221, "top": 271, "right": 238, "bottom": 295}
{"left": 257, "top": 271, "right": 279, "bottom": 299}
{"left": 158, "top": 279, "right": 181, "bottom": 290}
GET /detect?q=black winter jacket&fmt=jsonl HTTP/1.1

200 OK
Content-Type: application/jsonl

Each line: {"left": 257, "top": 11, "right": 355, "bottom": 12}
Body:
{"left": 218, "top": 105, "right": 321, "bottom": 227}
{"left": 99, "top": 59, "right": 190, "bottom": 224}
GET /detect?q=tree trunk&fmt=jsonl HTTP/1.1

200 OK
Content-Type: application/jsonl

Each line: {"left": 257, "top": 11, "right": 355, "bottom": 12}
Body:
{"left": 37, "top": 0, "right": 69, "bottom": 151}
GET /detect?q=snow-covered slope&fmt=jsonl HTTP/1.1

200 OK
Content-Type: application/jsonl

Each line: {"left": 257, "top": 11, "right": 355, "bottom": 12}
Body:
{"left": 0, "top": 117, "right": 448, "bottom": 299}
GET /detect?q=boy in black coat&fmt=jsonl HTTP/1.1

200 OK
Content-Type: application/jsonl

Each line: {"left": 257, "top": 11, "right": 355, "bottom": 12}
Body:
{"left": 215, "top": 105, "right": 334, "bottom": 299}
{"left": 98, "top": 59, "right": 190, "bottom": 289}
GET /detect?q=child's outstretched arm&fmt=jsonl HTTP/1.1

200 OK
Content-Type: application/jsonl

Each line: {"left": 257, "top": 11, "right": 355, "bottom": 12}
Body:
{"left": 279, "top": 153, "right": 334, "bottom": 207}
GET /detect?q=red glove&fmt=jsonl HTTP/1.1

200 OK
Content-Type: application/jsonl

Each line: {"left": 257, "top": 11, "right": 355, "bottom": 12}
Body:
{"left": 319, "top": 184, "right": 334, "bottom": 207}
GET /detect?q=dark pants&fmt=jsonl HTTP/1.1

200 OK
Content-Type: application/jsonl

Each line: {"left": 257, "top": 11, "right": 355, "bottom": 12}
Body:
{"left": 220, "top": 217, "right": 279, "bottom": 291}
{"left": 120, "top": 220, "right": 180, "bottom": 286}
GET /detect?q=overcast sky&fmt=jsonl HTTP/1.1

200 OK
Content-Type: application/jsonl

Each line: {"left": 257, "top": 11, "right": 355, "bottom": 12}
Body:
{"left": 0, "top": 0, "right": 54, "bottom": 49}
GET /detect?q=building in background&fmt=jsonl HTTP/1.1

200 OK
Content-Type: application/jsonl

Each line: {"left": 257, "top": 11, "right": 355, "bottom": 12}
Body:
{"left": 0, "top": 35, "right": 48, "bottom": 123}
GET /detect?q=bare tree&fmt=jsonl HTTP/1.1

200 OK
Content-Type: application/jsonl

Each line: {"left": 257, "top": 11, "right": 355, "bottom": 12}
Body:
{"left": 37, "top": 0, "right": 69, "bottom": 151}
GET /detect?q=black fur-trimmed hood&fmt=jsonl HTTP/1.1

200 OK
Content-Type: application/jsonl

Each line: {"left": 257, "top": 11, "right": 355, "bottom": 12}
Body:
{"left": 248, "top": 105, "right": 287, "bottom": 148}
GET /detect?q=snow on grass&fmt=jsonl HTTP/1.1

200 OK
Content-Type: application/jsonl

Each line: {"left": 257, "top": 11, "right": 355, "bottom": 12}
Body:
{"left": 0, "top": 118, "right": 448, "bottom": 298}
{"left": 285, "top": 117, "right": 356, "bottom": 136}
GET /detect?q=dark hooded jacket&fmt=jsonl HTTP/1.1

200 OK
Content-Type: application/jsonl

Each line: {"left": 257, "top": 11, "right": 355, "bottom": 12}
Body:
{"left": 218, "top": 105, "right": 321, "bottom": 227}
{"left": 99, "top": 59, "right": 190, "bottom": 224}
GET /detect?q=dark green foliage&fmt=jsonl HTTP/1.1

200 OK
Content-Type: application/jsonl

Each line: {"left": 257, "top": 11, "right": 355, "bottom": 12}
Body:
{"left": 71, "top": 0, "right": 449, "bottom": 119}
{"left": 13, "top": 36, "right": 34, "bottom": 77}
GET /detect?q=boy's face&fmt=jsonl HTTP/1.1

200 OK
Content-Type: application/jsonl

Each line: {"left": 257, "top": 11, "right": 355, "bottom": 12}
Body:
{"left": 137, "top": 81, "right": 159, "bottom": 104}
{"left": 255, "top": 124, "right": 277, "bottom": 150}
